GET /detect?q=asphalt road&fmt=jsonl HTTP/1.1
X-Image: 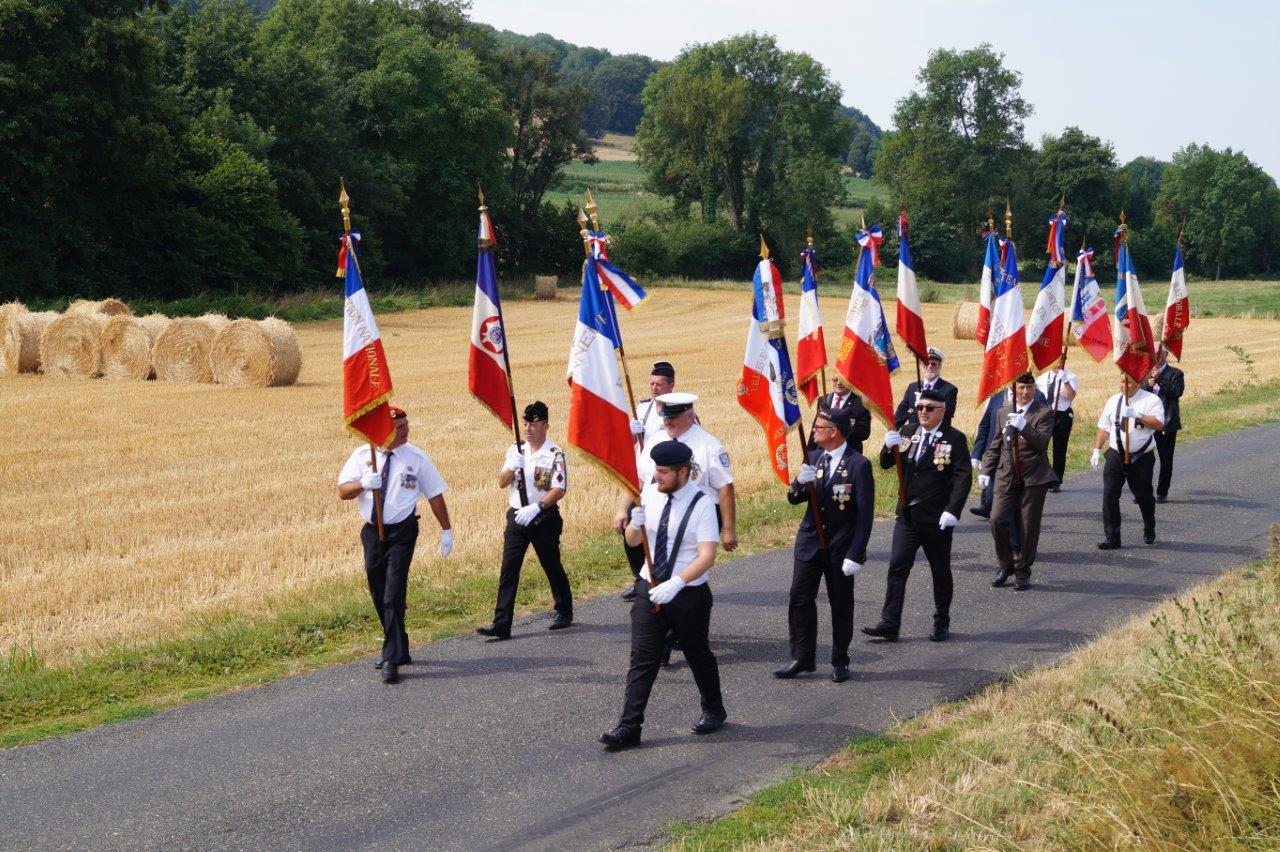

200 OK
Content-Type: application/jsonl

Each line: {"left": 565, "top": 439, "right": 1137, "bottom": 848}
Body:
{"left": 3, "top": 424, "right": 1278, "bottom": 851}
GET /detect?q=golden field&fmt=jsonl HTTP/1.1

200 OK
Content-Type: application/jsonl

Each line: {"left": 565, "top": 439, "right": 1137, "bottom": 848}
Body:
{"left": 2, "top": 288, "right": 1277, "bottom": 662}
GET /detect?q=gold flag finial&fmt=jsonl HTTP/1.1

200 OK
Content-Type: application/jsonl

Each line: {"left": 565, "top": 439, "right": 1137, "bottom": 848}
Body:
{"left": 759, "top": 234, "right": 770, "bottom": 260}
{"left": 1059, "top": 191, "right": 1066, "bottom": 210}
{"left": 1004, "top": 198, "right": 1012, "bottom": 238}
{"left": 986, "top": 208, "right": 994, "bottom": 233}
{"left": 577, "top": 207, "right": 591, "bottom": 257}
{"left": 585, "top": 189, "right": 600, "bottom": 231}
{"left": 806, "top": 223, "right": 814, "bottom": 248}
{"left": 477, "top": 185, "right": 486, "bottom": 208}
{"left": 339, "top": 178, "right": 352, "bottom": 234}
{"left": 860, "top": 211, "right": 867, "bottom": 231}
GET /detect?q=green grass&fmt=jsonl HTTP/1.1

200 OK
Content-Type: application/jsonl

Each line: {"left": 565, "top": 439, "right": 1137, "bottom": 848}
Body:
{"left": 1185, "top": 279, "right": 1280, "bottom": 318}
{"left": 547, "top": 158, "right": 663, "bottom": 222}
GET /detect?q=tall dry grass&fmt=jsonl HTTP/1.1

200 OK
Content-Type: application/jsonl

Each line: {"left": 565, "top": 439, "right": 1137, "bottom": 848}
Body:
{"left": 1, "top": 289, "right": 1277, "bottom": 662}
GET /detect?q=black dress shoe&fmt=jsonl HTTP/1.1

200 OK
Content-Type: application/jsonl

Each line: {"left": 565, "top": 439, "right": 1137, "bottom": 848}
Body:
{"left": 929, "top": 626, "right": 950, "bottom": 642}
{"left": 991, "top": 569, "right": 1011, "bottom": 587}
{"left": 621, "top": 586, "right": 638, "bottom": 601}
{"left": 374, "top": 659, "right": 384, "bottom": 670}
{"left": 1155, "top": 494, "right": 1168, "bottom": 504}
{"left": 969, "top": 507, "right": 990, "bottom": 519}
{"left": 1144, "top": 529, "right": 1156, "bottom": 545}
{"left": 599, "top": 727, "right": 641, "bottom": 750}
{"left": 476, "top": 625, "right": 510, "bottom": 640}
{"left": 548, "top": 616, "right": 573, "bottom": 630}
{"left": 381, "top": 663, "right": 399, "bottom": 683}
{"left": 1048, "top": 484, "right": 1061, "bottom": 493}
{"left": 773, "top": 660, "right": 816, "bottom": 679}
{"left": 1097, "top": 540, "right": 1121, "bottom": 550}
{"left": 831, "top": 665, "right": 850, "bottom": 683}
{"left": 1014, "top": 577, "right": 1031, "bottom": 591}
{"left": 860, "top": 623, "right": 899, "bottom": 641}
{"left": 692, "top": 712, "right": 726, "bottom": 734}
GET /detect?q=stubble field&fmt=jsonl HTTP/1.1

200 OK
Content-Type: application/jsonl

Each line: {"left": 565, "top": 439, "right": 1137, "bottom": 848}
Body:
{"left": 2, "top": 288, "right": 1277, "bottom": 663}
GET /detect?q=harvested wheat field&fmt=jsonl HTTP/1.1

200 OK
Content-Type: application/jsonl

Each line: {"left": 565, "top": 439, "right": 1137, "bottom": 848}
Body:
{"left": 1, "top": 289, "right": 1276, "bottom": 662}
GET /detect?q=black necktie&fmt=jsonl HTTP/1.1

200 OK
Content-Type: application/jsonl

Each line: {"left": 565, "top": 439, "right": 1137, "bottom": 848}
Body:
{"left": 651, "top": 496, "right": 674, "bottom": 583}
{"left": 916, "top": 432, "right": 933, "bottom": 465}
{"left": 379, "top": 450, "right": 393, "bottom": 514}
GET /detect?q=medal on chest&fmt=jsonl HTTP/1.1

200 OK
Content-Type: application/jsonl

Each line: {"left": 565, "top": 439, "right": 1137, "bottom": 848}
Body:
{"left": 831, "top": 482, "right": 852, "bottom": 509}
{"left": 933, "top": 441, "right": 952, "bottom": 471}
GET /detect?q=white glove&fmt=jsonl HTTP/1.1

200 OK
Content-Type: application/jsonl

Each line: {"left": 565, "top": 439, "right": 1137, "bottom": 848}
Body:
{"left": 514, "top": 503, "right": 542, "bottom": 525}
{"left": 359, "top": 471, "right": 382, "bottom": 491}
{"left": 1006, "top": 412, "right": 1027, "bottom": 431}
{"left": 629, "top": 419, "right": 646, "bottom": 436}
{"left": 970, "top": 458, "right": 981, "bottom": 469}
{"left": 938, "top": 511, "right": 958, "bottom": 530}
{"left": 797, "top": 463, "right": 817, "bottom": 485}
{"left": 648, "top": 576, "right": 686, "bottom": 605}
{"left": 439, "top": 529, "right": 454, "bottom": 556}
{"left": 842, "top": 559, "right": 862, "bottom": 576}
{"left": 1091, "top": 448, "right": 1102, "bottom": 469}
{"left": 884, "top": 430, "right": 904, "bottom": 449}
{"left": 978, "top": 474, "right": 991, "bottom": 489}
{"left": 504, "top": 448, "right": 525, "bottom": 472}
{"left": 1122, "top": 405, "right": 1137, "bottom": 419}
{"left": 629, "top": 507, "right": 647, "bottom": 528}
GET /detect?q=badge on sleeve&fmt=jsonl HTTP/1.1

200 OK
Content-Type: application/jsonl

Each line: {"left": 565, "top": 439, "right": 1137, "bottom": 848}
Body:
{"left": 719, "top": 450, "right": 731, "bottom": 469}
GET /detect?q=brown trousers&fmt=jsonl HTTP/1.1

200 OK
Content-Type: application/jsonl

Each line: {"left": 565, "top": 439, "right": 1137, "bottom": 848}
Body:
{"left": 991, "top": 482, "right": 1049, "bottom": 578}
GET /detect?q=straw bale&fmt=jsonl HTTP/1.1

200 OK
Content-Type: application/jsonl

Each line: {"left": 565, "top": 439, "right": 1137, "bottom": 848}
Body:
{"left": 153, "top": 314, "right": 229, "bottom": 383}
{"left": 534, "top": 275, "right": 558, "bottom": 300}
{"left": 40, "top": 313, "right": 107, "bottom": 378}
{"left": 1, "top": 303, "right": 59, "bottom": 374}
{"left": 67, "top": 298, "right": 131, "bottom": 317}
{"left": 101, "top": 314, "right": 169, "bottom": 380}
{"left": 952, "top": 301, "right": 979, "bottom": 340}
{"left": 211, "top": 317, "right": 303, "bottom": 387}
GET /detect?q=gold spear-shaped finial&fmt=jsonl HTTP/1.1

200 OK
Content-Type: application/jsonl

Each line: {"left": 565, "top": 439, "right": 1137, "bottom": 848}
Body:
{"left": 585, "top": 189, "right": 600, "bottom": 231}
{"left": 577, "top": 206, "right": 591, "bottom": 257}
{"left": 759, "top": 234, "right": 770, "bottom": 259}
{"left": 1004, "top": 198, "right": 1013, "bottom": 238}
{"left": 806, "top": 223, "right": 814, "bottom": 249}
{"left": 986, "top": 208, "right": 995, "bottom": 233}
{"left": 339, "top": 178, "right": 352, "bottom": 234}
{"left": 1117, "top": 209, "right": 1128, "bottom": 242}
{"left": 477, "top": 185, "right": 486, "bottom": 208}
{"left": 860, "top": 211, "right": 867, "bottom": 232}
{"left": 1177, "top": 216, "right": 1186, "bottom": 245}
{"left": 1059, "top": 191, "right": 1066, "bottom": 210}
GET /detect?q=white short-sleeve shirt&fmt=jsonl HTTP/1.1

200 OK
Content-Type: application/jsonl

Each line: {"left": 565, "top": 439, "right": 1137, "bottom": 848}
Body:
{"left": 338, "top": 443, "right": 447, "bottom": 524}
{"left": 1096, "top": 389, "right": 1165, "bottom": 455}
{"left": 505, "top": 440, "right": 568, "bottom": 510}
{"left": 1036, "top": 367, "right": 1079, "bottom": 412}
{"left": 639, "top": 479, "right": 720, "bottom": 586}
{"left": 633, "top": 398, "right": 667, "bottom": 444}
{"left": 638, "top": 423, "right": 733, "bottom": 500}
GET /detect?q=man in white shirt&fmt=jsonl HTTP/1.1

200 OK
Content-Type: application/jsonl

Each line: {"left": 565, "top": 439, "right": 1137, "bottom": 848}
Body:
{"left": 1092, "top": 373, "right": 1166, "bottom": 549}
{"left": 337, "top": 406, "right": 453, "bottom": 684}
{"left": 477, "top": 401, "right": 573, "bottom": 640}
{"left": 600, "top": 440, "right": 725, "bottom": 750}
{"left": 1035, "top": 352, "right": 1079, "bottom": 491}
{"left": 618, "top": 361, "right": 678, "bottom": 600}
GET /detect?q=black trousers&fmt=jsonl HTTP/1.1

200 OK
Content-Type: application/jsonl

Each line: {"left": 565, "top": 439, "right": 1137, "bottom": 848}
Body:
{"left": 787, "top": 551, "right": 854, "bottom": 666}
{"left": 1155, "top": 430, "right": 1178, "bottom": 498}
{"left": 1102, "top": 449, "right": 1156, "bottom": 544}
{"left": 361, "top": 516, "right": 419, "bottom": 665}
{"left": 493, "top": 507, "right": 573, "bottom": 630}
{"left": 991, "top": 482, "right": 1049, "bottom": 579}
{"left": 619, "top": 580, "right": 724, "bottom": 731}
{"left": 881, "top": 510, "right": 954, "bottom": 630}
{"left": 1049, "top": 409, "right": 1074, "bottom": 483}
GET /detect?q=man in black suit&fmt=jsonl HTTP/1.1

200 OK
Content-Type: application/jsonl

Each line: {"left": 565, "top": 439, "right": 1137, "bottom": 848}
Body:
{"left": 1146, "top": 345, "right": 1184, "bottom": 502}
{"left": 774, "top": 407, "right": 875, "bottom": 683}
{"left": 809, "top": 375, "right": 872, "bottom": 453}
{"left": 894, "top": 346, "right": 958, "bottom": 430}
{"left": 863, "top": 389, "right": 972, "bottom": 642}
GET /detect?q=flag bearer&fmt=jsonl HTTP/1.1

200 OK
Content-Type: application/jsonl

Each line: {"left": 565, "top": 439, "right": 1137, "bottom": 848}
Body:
{"left": 1146, "top": 344, "right": 1184, "bottom": 502}
{"left": 1092, "top": 373, "right": 1166, "bottom": 549}
{"left": 1036, "top": 353, "right": 1079, "bottom": 490}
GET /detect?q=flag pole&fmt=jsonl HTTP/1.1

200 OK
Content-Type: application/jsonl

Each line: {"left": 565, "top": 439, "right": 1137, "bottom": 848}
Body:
{"left": 1050, "top": 197, "right": 1069, "bottom": 427}
{"left": 481, "top": 187, "right": 530, "bottom": 507}
{"left": 862, "top": 211, "right": 906, "bottom": 507}
{"left": 1118, "top": 210, "right": 1132, "bottom": 465}
{"left": 341, "top": 179, "right": 386, "bottom": 541}
{"left": 1005, "top": 200, "right": 1022, "bottom": 484}
{"left": 807, "top": 225, "right": 829, "bottom": 402}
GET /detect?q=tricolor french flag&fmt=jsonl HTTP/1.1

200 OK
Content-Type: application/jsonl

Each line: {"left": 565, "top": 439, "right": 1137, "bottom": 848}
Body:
{"left": 1162, "top": 244, "right": 1190, "bottom": 360}
{"left": 1046, "top": 209, "right": 1067, "bottom": 265}
{"left": 1113, "top": 239, "right": 1155, "bottom": 382}
{"left": 835, "top": 230, "right": 899, "bottom": 426}
{"left": 341, "top": 232, "right": 395, "bottom": 447}
{"left": 1027, "top": 261, "right": 1066, "bottom": 371}
{"left": 975, "top": 236, "right": 1029, "bottom": 404}
{"left": 795, "top": 246, "right": 826, "bottom": 405}
{"left": 567, "top": 261, "right": 639, "bottom": 493}
{"left": 594, "top": 258, "right": 648, "bottom": 311}
{"left": 468, "top": 203, "right": 513, "bottom": 428}
{"left": 975, "top": 231, "right": 1000, "bottom": 346}
{"left": 894, "top": 213, "right": 928, "bottom": 362}
{"left": 737, "top": 256, "right": 801, "bottom": 486}
{"left": 1069, "top": 248, "right": 1113, "bottom": 363}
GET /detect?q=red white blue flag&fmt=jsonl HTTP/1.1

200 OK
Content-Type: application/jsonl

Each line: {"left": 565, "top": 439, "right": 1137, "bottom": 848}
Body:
{"left": 835, "top": 228, "right": 900, "bottom": 427}
{"left": 341, "top": 233, "right": 395, "bottom": 447}
{"left": 795, "top": 246, "right": 826, "bottom": 405}
{"left": 975, "top": 231, "right": 999, "bottom": 346}
{"left": 975, "top": 235, "right": 1029, "bottom": 404}
{"left": 567, "top": 260, "right": 639, "bottom": 493}
{"left": 857, "top": 225, "right": 884, "bottom": 266}
{"left": 1069, "top": 248, "right": 1113, "bottom": 363}
{"left": 594, "top": 258, "right": 648, "bottom": 311}
{"left": 1162, "top": 244, "right": 1190, "bottom": 360}
{"left": 737, "top": 254, "right": 802, "bottom": 486}
{"left": 894, "top": 213, "right": 928, "bottom": 362}
{"left": 1113, "top": 237, "right": 1155, "bottom": 382}
{"left": 1028, "top": 212, "right": 1067, "bottom": 370}
{"left": 1046, "top": 208, "right": 1067, "bottom": 265}
{"left": 468, "top": 202, "right": 513, "bottom": 428}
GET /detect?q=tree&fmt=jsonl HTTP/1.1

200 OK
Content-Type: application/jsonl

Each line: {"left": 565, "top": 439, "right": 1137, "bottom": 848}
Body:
{"left": 877, "top": 44, "right": 1033, "bottom": 280}
{"left": 1118, "top": 156, "right": 1166, "bottom": 231}
{"left": 839, "top": 105, "right": 882, "bottom": 176}
{"left": 586, "top": 54, "right": 660, "bottom": 136}
{"left": 1032, "top": 127, "right": 1121, "bottom": 264}
{"left": 634, "top": 33, "right": 850, "bottom": 267}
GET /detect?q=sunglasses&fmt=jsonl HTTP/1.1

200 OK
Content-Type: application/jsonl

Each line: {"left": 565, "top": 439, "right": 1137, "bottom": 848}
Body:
{"left": 914, "top": 404, "right": 941, "bottom": 412}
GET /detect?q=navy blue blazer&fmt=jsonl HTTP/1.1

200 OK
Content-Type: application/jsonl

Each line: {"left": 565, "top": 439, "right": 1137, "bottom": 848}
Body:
{"left": 786, "top": 444, "right": 874, "bottom": 564}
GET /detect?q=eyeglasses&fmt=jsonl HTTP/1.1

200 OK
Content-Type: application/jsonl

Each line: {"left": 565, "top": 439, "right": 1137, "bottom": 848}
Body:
{"left": 915, "top": 404, "right": 941, "bottom": 412}
{"left": 812, "top": 424, "right": 838, "bottom": 432}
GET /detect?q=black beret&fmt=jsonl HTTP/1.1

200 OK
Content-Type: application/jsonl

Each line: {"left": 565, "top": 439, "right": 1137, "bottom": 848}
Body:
{"left": 1014, "top": 372, "right": 1035, "bottom": 385}
{"left": 522, "top": 400, "right": 549, "bottom": 422}
{"left": 918, "top": 388, "right": 946, "bottom": 404}
{"left": 650, "top": 440, "right": 693, "bottom": 467}
{"left": 815, "top": 406, "right": 853, "bottom": 438}
{"left": 650, "top": 361, "right": 675, "bottom": 379}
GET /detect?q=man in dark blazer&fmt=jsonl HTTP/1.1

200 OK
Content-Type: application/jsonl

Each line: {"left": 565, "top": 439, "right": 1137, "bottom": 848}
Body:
{"left": 774, "top": 407, "right": 875, "bottom": 683}
{"left": 894, "top": 346, "right": 958, "bottom": 430}
{"left": 1146, "top": 345, "right": 1184, "bottom": 502}
{"left": 809, "top": 374, "right": 872, "bottom": 453}
{"left": 968, "top": 385, "right": 1047, "bottom": 518}
{"left": 863, "top": 388, "right": 972, "bottom": 642}
{"left": 980, "top": 373, "right": 1058, "bottom": 590}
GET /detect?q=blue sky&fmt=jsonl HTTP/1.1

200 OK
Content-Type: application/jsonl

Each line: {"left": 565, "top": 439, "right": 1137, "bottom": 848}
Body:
{"left": 469, "top": 0, "right": 1280, "bottom": 179}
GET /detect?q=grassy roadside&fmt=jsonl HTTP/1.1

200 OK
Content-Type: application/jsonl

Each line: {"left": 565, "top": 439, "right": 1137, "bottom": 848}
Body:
{"left": 668, "top": 528, "right": 1280, "bottom": 850}
{"left": 3, "top": 378, "right": 1277, "bottom": 749}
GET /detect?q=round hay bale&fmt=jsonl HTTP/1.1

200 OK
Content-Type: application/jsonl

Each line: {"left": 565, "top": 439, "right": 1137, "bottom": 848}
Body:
{"left": 40, "top": 312, "right": 107, "bottom": 378}
{"left": 952, "top": 301, "right": 979, "bottom": 340}
{"left": 534, "top": 275, "right": 558, "bottom": 300}
{"left": 153, "top": 314, "right": 229, "bottom": 383}
{"left": 211, "top": 317, "right": 302, "bottom": 387}
{"left": 101, "top": 314, "right": 169, "bottom": 380}
{"left": 0, "top": 303, "right": 58, "bottom": 374}
{"left": 67, "top": 298, "right": 131, "bottom": 317}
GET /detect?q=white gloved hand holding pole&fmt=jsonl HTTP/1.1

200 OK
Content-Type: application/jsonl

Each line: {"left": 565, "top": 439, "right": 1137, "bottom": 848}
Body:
{"left": 1091, "top": 448, "right": 1102, "bottom": 469}
{"left": 514, "top": 503, "right": 542, "bottom": 525}
{"left": 796, "top": 463, "right": 817, "bottom": 485}
{"left": 938, "top": 511, "right": 958, "bottom": 530}
{"left": 884, "top": 430, "right": 904, "bottom": 449}
{"left": 648, "top": 576, "right": 686, "bottom": 605}
{"left": 629, "top": 507, "right": 647, "bottom": 528}
{"left": 1006, "top": 411, "right": 1027, "bottom": 431}
{"left": 504, "top": 448, "right": 525, "bottom": 473}
{"left": 629, "top": 419, "right": 646, "bottom": 437}
{"left": 360, "top": 471, "right": 382, "bottom": 491}
{"left": 842, "top": 559, "right": 862, "bottom": 576}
